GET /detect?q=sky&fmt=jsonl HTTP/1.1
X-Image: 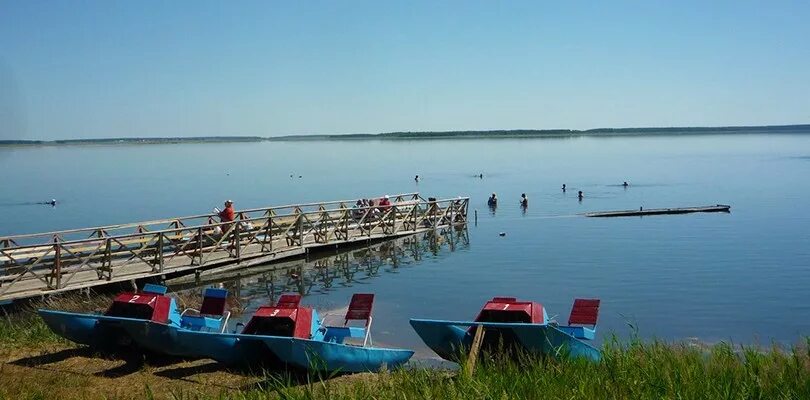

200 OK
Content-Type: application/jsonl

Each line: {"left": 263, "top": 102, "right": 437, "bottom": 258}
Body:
{"left": 1, "top": 0, "right": 809, "bottom": 140}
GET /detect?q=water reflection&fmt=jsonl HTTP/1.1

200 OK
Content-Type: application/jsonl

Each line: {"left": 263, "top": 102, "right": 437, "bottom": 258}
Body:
{"left": 170, "top": 226, "right": 469, "bottom": 312}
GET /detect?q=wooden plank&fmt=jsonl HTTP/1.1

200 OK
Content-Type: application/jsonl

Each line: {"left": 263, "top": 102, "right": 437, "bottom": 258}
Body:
{"left": 584, "top": 204, "right": 731, "bottom": 218}
{"left": 464, "top": 325, "right": 485, "bottom": 377}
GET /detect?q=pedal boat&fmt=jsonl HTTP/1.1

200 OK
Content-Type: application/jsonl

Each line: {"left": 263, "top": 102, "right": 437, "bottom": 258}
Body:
{"left": 38, "top": 284, "right": 230, "bottom": 351}
{"left": 410, "top": 297, "right": 602, "bottom": 362}
{"left": 165, "top": 293, "right": 414, "bottom": 373}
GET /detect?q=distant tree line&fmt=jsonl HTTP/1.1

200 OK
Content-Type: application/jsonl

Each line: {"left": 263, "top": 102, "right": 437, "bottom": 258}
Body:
{"left": 3, "top": 125, "right": 808, "bottom": 145}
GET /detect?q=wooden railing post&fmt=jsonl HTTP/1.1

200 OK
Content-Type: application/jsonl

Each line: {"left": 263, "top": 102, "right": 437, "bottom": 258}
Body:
{"left": 297, "top": 215, "right": 304, "bottom": 248}
{"left": 197, "top": 227, "right": 203, "bottom": 265}
{"left": 156, "top": 233, "right": 164, "bottom": 273}
{"left": 1, "top": 239, "right": 8, "bottom": 276}
{"left": 267, "top": 216, "right": 273, "bottom": 252}
{"left": 234, "top": 222, "right": 241, "bottom": 261}
{"left": 102, "top": 238, "right": 111, "bottom": 280}
{"left": 53, "top": 236, "right": 61, "bottom": 289}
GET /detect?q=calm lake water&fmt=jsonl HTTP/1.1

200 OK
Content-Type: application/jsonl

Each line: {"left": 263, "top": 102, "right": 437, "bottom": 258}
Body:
{"left": 2, "top": 133, "right": 810, "bottom": 355}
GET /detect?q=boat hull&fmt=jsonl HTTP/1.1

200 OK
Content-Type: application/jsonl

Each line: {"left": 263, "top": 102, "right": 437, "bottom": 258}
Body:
{"left": 116, "top": 319, "right": 218, "bottom": 359}
{"left": 409, "top": 319, "right": 600, "bottom": 362}
{"left": 165, "top": 330, "right": 413, "bottom": 373}
{"left": 38, "top": 309, "right": 150, "bottom": 350}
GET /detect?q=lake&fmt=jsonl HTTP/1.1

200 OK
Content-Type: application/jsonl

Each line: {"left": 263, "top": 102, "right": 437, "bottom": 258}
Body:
{"left": 2, "top": 133, "right": 810, "bottom": 356}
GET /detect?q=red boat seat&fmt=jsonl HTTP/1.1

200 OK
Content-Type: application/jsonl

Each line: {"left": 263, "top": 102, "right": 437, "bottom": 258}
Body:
{"left": 344, "top": 293, "right": 374, "bottom": 346}
{"left": 345, "top": 293, "right": 374, "bottom": 323}
{"left": 199, "top": 288, "right": 228, "bottom": 316}
{"left": 568, "top": 299, "right": 601, "bottom": 327}
{"left": 276, "top": 294, "right": 302, "bottom": 309}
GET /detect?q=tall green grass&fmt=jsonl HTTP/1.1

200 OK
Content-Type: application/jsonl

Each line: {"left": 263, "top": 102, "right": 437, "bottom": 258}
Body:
{"left": 0, "top": 294, "right": 111, "bottom": 350}
{"left": 180, "top": 338, "right": 810, "bottom": 400}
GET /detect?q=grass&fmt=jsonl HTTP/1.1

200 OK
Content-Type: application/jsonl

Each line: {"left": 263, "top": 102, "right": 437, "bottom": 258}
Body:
{"left": 1, "top": 297, "right": 808, "bottom": 399}
{"left": 0, "top": 294, "right": 109, "bottom": 350}
{"left": 231, "top": 339, "right": 810, "bottom": 400}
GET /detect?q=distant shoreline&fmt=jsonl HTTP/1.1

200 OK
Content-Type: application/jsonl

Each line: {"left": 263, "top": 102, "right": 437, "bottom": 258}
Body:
{"left": 2, "top": 124, "right": 809, "bottom": 146}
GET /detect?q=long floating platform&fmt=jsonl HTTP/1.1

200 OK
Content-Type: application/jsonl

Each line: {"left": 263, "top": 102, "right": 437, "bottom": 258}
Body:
{"left": 584, "top": 204, "right": 731, "bottom": 218}
{"left": 0, "top": 192, "right": 469, "bottom": 302}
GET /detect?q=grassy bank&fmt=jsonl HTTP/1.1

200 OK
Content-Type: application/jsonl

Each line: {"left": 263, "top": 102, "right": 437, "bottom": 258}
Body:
{"left": 1, "top": 299, "right": 808, "bottom": 399}
{"left": 223, "top": 339, "right": 810, "bottom": 400}
{"left": 0, "top": 295, "right": 111, "bottom": 350}
{"left": 3, "top": 337, "right": 809, "bottom": 399}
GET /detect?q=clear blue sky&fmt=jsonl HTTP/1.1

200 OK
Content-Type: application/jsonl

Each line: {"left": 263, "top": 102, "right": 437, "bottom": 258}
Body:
{"left": 1, "top": 1, "right": 809, "bottom": 140}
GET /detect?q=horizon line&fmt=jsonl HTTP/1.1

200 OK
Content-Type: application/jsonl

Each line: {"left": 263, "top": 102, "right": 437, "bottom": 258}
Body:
{"left": 2, "top": 122, "right": 809, "bottom": 143}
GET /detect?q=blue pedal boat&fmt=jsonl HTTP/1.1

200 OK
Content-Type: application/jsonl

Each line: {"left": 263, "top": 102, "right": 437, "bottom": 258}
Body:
{"left": 38, "top": 284, "right": 230, "bottom": 352}
{"left": 164, "top": 293, "right": 414, "bottom": 373}
{"left": 410, "top": 297, "right": 602, "bottom": 362}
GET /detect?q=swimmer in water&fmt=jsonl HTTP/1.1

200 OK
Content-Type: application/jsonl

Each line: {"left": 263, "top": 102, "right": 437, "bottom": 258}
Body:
{"left": 578, "top": 191, "right": 584, "bottom": 200}
{"left": 562, "top": 184, "right": 566, "bottom": 192}
{"left": 623, "top": 181, "right": 629, "bottom": 187}
{"left": 520, "top": 193, "right": 528, "bottom": 207}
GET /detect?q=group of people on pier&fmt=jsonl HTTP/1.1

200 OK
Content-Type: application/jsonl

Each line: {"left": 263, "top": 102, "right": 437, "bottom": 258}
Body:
{"left": 353, "top": 196, "right": 392, "bottom": 219}
{"left": 216, "top": 196, "right": 397, "bottom": 226}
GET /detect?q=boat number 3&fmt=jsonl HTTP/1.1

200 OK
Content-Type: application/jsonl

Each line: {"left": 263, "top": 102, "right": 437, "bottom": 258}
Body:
{"left": 270, "top": 309, "right": 280, "bottom": 317}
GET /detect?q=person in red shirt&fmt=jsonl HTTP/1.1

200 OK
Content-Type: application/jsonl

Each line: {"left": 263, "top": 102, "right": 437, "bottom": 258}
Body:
{"left": 218, "top": 200, "right": 235, "bottom": 222}
{"left": 379, "top": 195, "right": 392, "bottom": 211}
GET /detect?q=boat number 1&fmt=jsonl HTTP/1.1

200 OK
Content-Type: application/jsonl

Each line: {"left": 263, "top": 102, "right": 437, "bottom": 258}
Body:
{"left": 503, "top": 304, "right": 509, "bottom": 310}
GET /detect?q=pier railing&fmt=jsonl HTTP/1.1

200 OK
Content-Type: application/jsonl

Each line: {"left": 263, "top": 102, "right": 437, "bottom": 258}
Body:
{"left": 0, "top": 193, "right": 468, "bottom": 300}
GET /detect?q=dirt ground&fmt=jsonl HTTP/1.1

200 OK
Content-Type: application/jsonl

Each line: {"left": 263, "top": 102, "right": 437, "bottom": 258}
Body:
{"left": 0, "top": 344, "right": 289, "bottom": 399}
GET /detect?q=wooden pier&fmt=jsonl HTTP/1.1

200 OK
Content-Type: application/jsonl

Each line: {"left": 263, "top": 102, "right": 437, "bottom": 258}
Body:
{"left": 584, "top": 204, "right": 731, "bottom": 218}
{"left": 0, "top": 193, "right": 468, "bottom": 302}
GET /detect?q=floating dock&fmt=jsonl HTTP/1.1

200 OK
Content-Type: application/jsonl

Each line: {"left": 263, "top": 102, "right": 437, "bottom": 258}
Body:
{"left": 584, "top": 204, "right": 731, "bottom": 218}
{"left": 0, "top": 193, "right": 468, "bottom": 302}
